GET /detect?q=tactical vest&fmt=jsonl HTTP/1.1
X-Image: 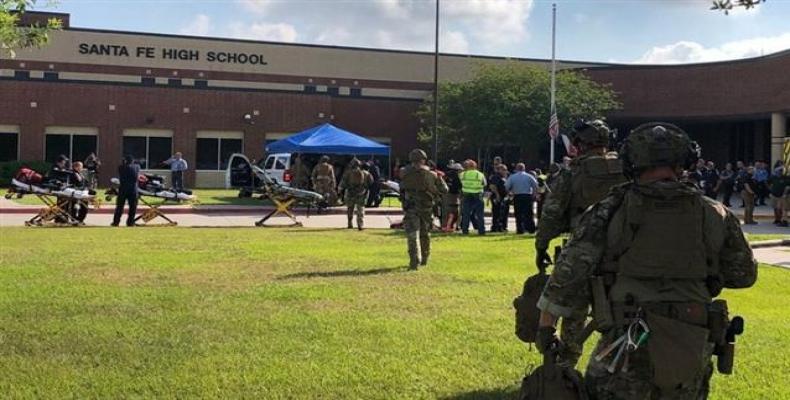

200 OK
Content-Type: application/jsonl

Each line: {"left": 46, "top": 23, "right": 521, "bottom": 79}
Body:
{"left": 346, "top": 168, "right": 367, "bottom": 193}
{"left": 602, "top": 188, "right": 710, "bottom": 305}
{"left": 401, "top": 165, "right": 437, "bottom": 209}
{"left": 569, "top": 156, "right": 625, "bottom": 228}
{"left": 459, "top": 170, "right": 485, "bottom": 194}
{"left": 314, "top": 163, "right": 333, "bottom": 180}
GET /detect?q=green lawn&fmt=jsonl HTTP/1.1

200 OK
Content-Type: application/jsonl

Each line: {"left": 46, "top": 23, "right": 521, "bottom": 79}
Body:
{"left": 0, "top": 228, "right": 786, "bottom": 399}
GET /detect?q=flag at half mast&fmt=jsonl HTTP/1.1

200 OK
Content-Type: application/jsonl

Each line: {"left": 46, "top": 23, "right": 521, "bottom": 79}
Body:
{"left": 548, "top": 111, "right": 559, "bottom": 139}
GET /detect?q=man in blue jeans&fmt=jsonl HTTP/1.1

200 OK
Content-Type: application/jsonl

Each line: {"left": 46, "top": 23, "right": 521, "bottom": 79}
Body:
{"left": 459, "top": 159, "right": 486, "bottom": 235}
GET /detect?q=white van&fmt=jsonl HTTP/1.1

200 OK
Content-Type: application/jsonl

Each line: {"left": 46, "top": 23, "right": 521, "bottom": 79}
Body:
{"left": 261, "top": 153, "right": 293, "bottom": 186}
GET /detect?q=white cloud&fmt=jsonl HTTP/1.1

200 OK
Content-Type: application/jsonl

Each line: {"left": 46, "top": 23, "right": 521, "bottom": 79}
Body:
{"left": 227, "top": 0, "right": 533, "bottom": 55}
{"left": 442, "top": 30, "right": 470, "bottom": 54}
{"left": 179, "top": 14, "right": 212, "bottom": 37}
{"left": 237, "top": 0, "right": 274, "bottom": 14}
{"left": 634, "top": 32, "right": 790, "bottom": 64}
{"left": 229, "top": 22, "right": 298, "bottom": 43}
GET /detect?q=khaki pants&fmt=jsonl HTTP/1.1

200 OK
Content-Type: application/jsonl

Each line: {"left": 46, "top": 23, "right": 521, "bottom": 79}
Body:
{"left": 742, "top": 190, "right": 755, "bottom": 223}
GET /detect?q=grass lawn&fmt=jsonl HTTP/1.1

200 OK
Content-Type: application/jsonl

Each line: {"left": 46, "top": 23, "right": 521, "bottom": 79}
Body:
{"left": 0, "top": 228, "right": 787, "bottom": 399}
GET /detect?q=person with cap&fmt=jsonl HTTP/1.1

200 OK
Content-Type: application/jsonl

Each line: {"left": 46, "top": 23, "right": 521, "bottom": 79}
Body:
{"left": 459, "top": 159, "right": 487, "bottom": 235}
{"left": 339, "top": 157, "right": 373, "bottom": 230}
{"left": 535, "top": 122, "right": 756, "bottom": 399}
{"left": 312, "top": 155, "right": 337, "bottom": 205}
{"left": 400, "top": 149, "right": 448, "bottom": 269}
{"left": 47, "top": 154, "right": 72, "bottom": 184}
{"left": 533, "top": 119, "right": 627, "bottom": 367}
{"left": 489, "top": 163, "right": 510, "bottom": 232}
{"left": 112, "top": 155, "right": 141, "bottom": 227}
{"left": 442, "top": 161, "right": 464, "bottom": 232}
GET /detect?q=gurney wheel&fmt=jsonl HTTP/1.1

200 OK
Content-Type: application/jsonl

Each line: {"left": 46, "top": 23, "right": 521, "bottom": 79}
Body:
{"left": 255, "top": 221, "right": 263, "bottom": 227}
{"left": 4, "top": 193, "right": 11, "bottom": 199}
{"left": 24, "top": 221, "right": 32, "bottom": 226}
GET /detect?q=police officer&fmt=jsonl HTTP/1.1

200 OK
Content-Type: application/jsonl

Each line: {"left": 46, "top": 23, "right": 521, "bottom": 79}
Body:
{"left": 312, "top": 155, "right": 337, "bottom": 205}
{"left": 400, "top": 149, "right": 448, "bottom": 270}
{"left": 339, "top": 158, "right": 373, "bottom": 230}
{"left": 533, "top": 119, "right": 627, "bottom": 367}
{"left": 535, "top": 123, "right": 757, "bottom": 399}
{"left": 112, "top": 154, "right": 140, "bottom": 227}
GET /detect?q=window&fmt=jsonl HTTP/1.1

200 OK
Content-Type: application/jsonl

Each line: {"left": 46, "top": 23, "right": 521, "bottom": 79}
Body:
{"left": 264, "top": 156, "right": 275, "bottom": 169}
{"left": 195, "top": 80, "right": 208, "bottom": 88}
{"left": 327, "top": 87, "right": 339, "bottom": 96}
{"left": 196, "top": 137, "right": 243, "bottom": 170}
{"left": 196, "top": 138, "right": 219, "bottom": 170}
{"left": 168, "top": 78, "right": 182, "bottom": 87}
{"left": 45, "top": 133, "right": 97, "bottom": 163}
{"left": 350, "top": 88, "right": 362, "bottom": 97}
{"left": 0, "top": 132, "right": 18, "bottom": 162}
{"left": 304, "top": 85, "right": 316, "bottom": 93}
{"left": 275, "top": 156, "right": 288, "bottom": 170}
{"left": 44, "top": 72, "right": 58, "bottom": 81}
{"left": 142, "top": 77, "right": 155, "bottom": 86}
{"left": 14, "top": 71, "right": 30, "bottom": 80}
{"left": 122, "top": 133, "right": 172, "bottom": 169}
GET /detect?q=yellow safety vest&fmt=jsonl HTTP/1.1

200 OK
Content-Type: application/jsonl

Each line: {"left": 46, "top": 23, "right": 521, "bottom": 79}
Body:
{"left": 459, "top": 170, "right": 485, "bottom": 194}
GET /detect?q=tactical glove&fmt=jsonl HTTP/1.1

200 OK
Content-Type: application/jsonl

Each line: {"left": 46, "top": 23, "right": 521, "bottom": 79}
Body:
{"left": 535, "top": 326, "right": 561, "bottom": 355}
{"left": 535, "top": 248, "right": 552, "bottom": 273}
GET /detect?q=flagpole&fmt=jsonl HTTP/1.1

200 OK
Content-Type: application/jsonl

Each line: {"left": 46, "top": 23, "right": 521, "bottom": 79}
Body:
{"left": 549, "top": 3, "right": 557, "bottom": 165}
{"left": 432, "top": 0, "right": 440, "bottom": 163}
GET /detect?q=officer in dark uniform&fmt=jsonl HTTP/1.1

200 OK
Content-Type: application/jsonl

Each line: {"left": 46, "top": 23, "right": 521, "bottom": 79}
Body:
{"left": 112, "top": 155, "right": 140, "bottom": 227}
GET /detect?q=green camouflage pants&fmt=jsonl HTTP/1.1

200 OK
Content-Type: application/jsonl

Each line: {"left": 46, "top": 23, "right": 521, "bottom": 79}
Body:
{"left": 345, "top": 192, "right": 367, "bottom": 228}
{"left": 585, "top": 330, "right": 713, "bottom": 400}
{"left": 559, "top": 315, "right": 587, "bottom": 368}
{"left": 404, "top": 208, "right": 432, "bottom": 267}
{"left": 314, "top": 181, "right": 337, "bottom": 205}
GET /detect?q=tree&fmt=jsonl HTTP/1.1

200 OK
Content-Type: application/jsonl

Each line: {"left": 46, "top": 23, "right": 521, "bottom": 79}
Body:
{"left": 1, "top": 0, "right": 62, "bottom": 58}
{"left": 417, "top": 63, "right": 620, "bottom": 165}
{"left": 711, "top": 0, "right": 766, "bottom": 14}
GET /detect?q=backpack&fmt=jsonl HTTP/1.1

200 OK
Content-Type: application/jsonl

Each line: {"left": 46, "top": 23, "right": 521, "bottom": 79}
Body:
{"left": 514, "top": 272, "right": 549, "bottom": 343}
{"left": 518, "top": 354, "right": 588, "bottom": 400}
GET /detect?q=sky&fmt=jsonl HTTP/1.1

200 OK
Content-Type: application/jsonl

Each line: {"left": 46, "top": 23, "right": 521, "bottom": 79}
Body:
{"left": 41, "top": 0, "right": 790, "bottom": 64}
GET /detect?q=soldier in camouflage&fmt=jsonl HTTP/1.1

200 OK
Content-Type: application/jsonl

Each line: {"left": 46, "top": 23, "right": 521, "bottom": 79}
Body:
{"left": 400, "top": 149, "right": 448, "bottom": 270}
{"left": 536, "top": 122, "right": 757, "bottom": 399}
{"left": 312, "top": 155, "right": 337, "bottom": 205}
{"left": 339, "top": 158, "right": 373, "bottom": 230}
{"left": 534, "top": 119, "right": 627, "bottom": 367}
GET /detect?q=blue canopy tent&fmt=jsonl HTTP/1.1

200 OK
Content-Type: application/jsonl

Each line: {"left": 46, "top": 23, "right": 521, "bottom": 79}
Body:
{"left": 266, "top": 123, "right": 389, "bottom": 156}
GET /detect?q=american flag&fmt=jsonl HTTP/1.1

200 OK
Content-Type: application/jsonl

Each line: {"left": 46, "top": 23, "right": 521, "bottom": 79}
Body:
{"left": 548, "top": 112, "right": 559, "bottom": 139}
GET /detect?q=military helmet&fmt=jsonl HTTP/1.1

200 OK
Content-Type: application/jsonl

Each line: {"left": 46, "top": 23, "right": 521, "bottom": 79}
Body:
{"left": 621, "top": 122, "right": 700, "bottom": 175}
{"left": 320, "top": 155, "right": 330, "bottom": 163}
{"left": 572, "top": 119, "right": 610, "bottom": 147}
{"left": 408, "top": 149, "right": 428, "bottom": 162}
{"left": 348, "top": 157, "right": 360, "bottom": 168}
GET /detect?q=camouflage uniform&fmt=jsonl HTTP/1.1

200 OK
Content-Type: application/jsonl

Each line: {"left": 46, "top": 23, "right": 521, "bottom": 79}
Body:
{"left": 401, "top": 149, "right": 448, "bottom": 269}
{"left": 291, "top": 155, "right": 310, "bottom": 189}
{"left": 535, "top": 120, "right": 627, "bottom": 367}
{"left": 339, "top": 159, "right": 373, "bottom": 229}
{"left": 312, "top": 156, "right": 337, "bottom": 205}
{"left": 538, "top": 123, "right": 757, "bottom": 399}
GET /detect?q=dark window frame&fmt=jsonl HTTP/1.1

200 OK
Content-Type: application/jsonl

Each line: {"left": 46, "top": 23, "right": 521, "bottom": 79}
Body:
{"left": 0, "top": 132, "right": 19, "bottom": 162}
{"left": 44, "top": 133, "right": 98, "bottom": 163}
{"left": 122, "top": 134, "right": 173, "bottom": 170}
{"left": 196, "top": 137, "right": 244, "bottom": 171}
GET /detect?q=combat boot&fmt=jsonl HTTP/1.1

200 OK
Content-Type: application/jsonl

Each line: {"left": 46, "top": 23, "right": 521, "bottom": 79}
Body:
{"left": 420, "top": 253, "right": 429, "bottom": 266}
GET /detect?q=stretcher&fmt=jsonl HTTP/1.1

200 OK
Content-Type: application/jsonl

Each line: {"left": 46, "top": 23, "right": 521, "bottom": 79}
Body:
{"left": 105, "top": 175, "right": 198, "bottom": 226}
{"left": 6, "top": 178, "right": 98, "bottom": 226}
